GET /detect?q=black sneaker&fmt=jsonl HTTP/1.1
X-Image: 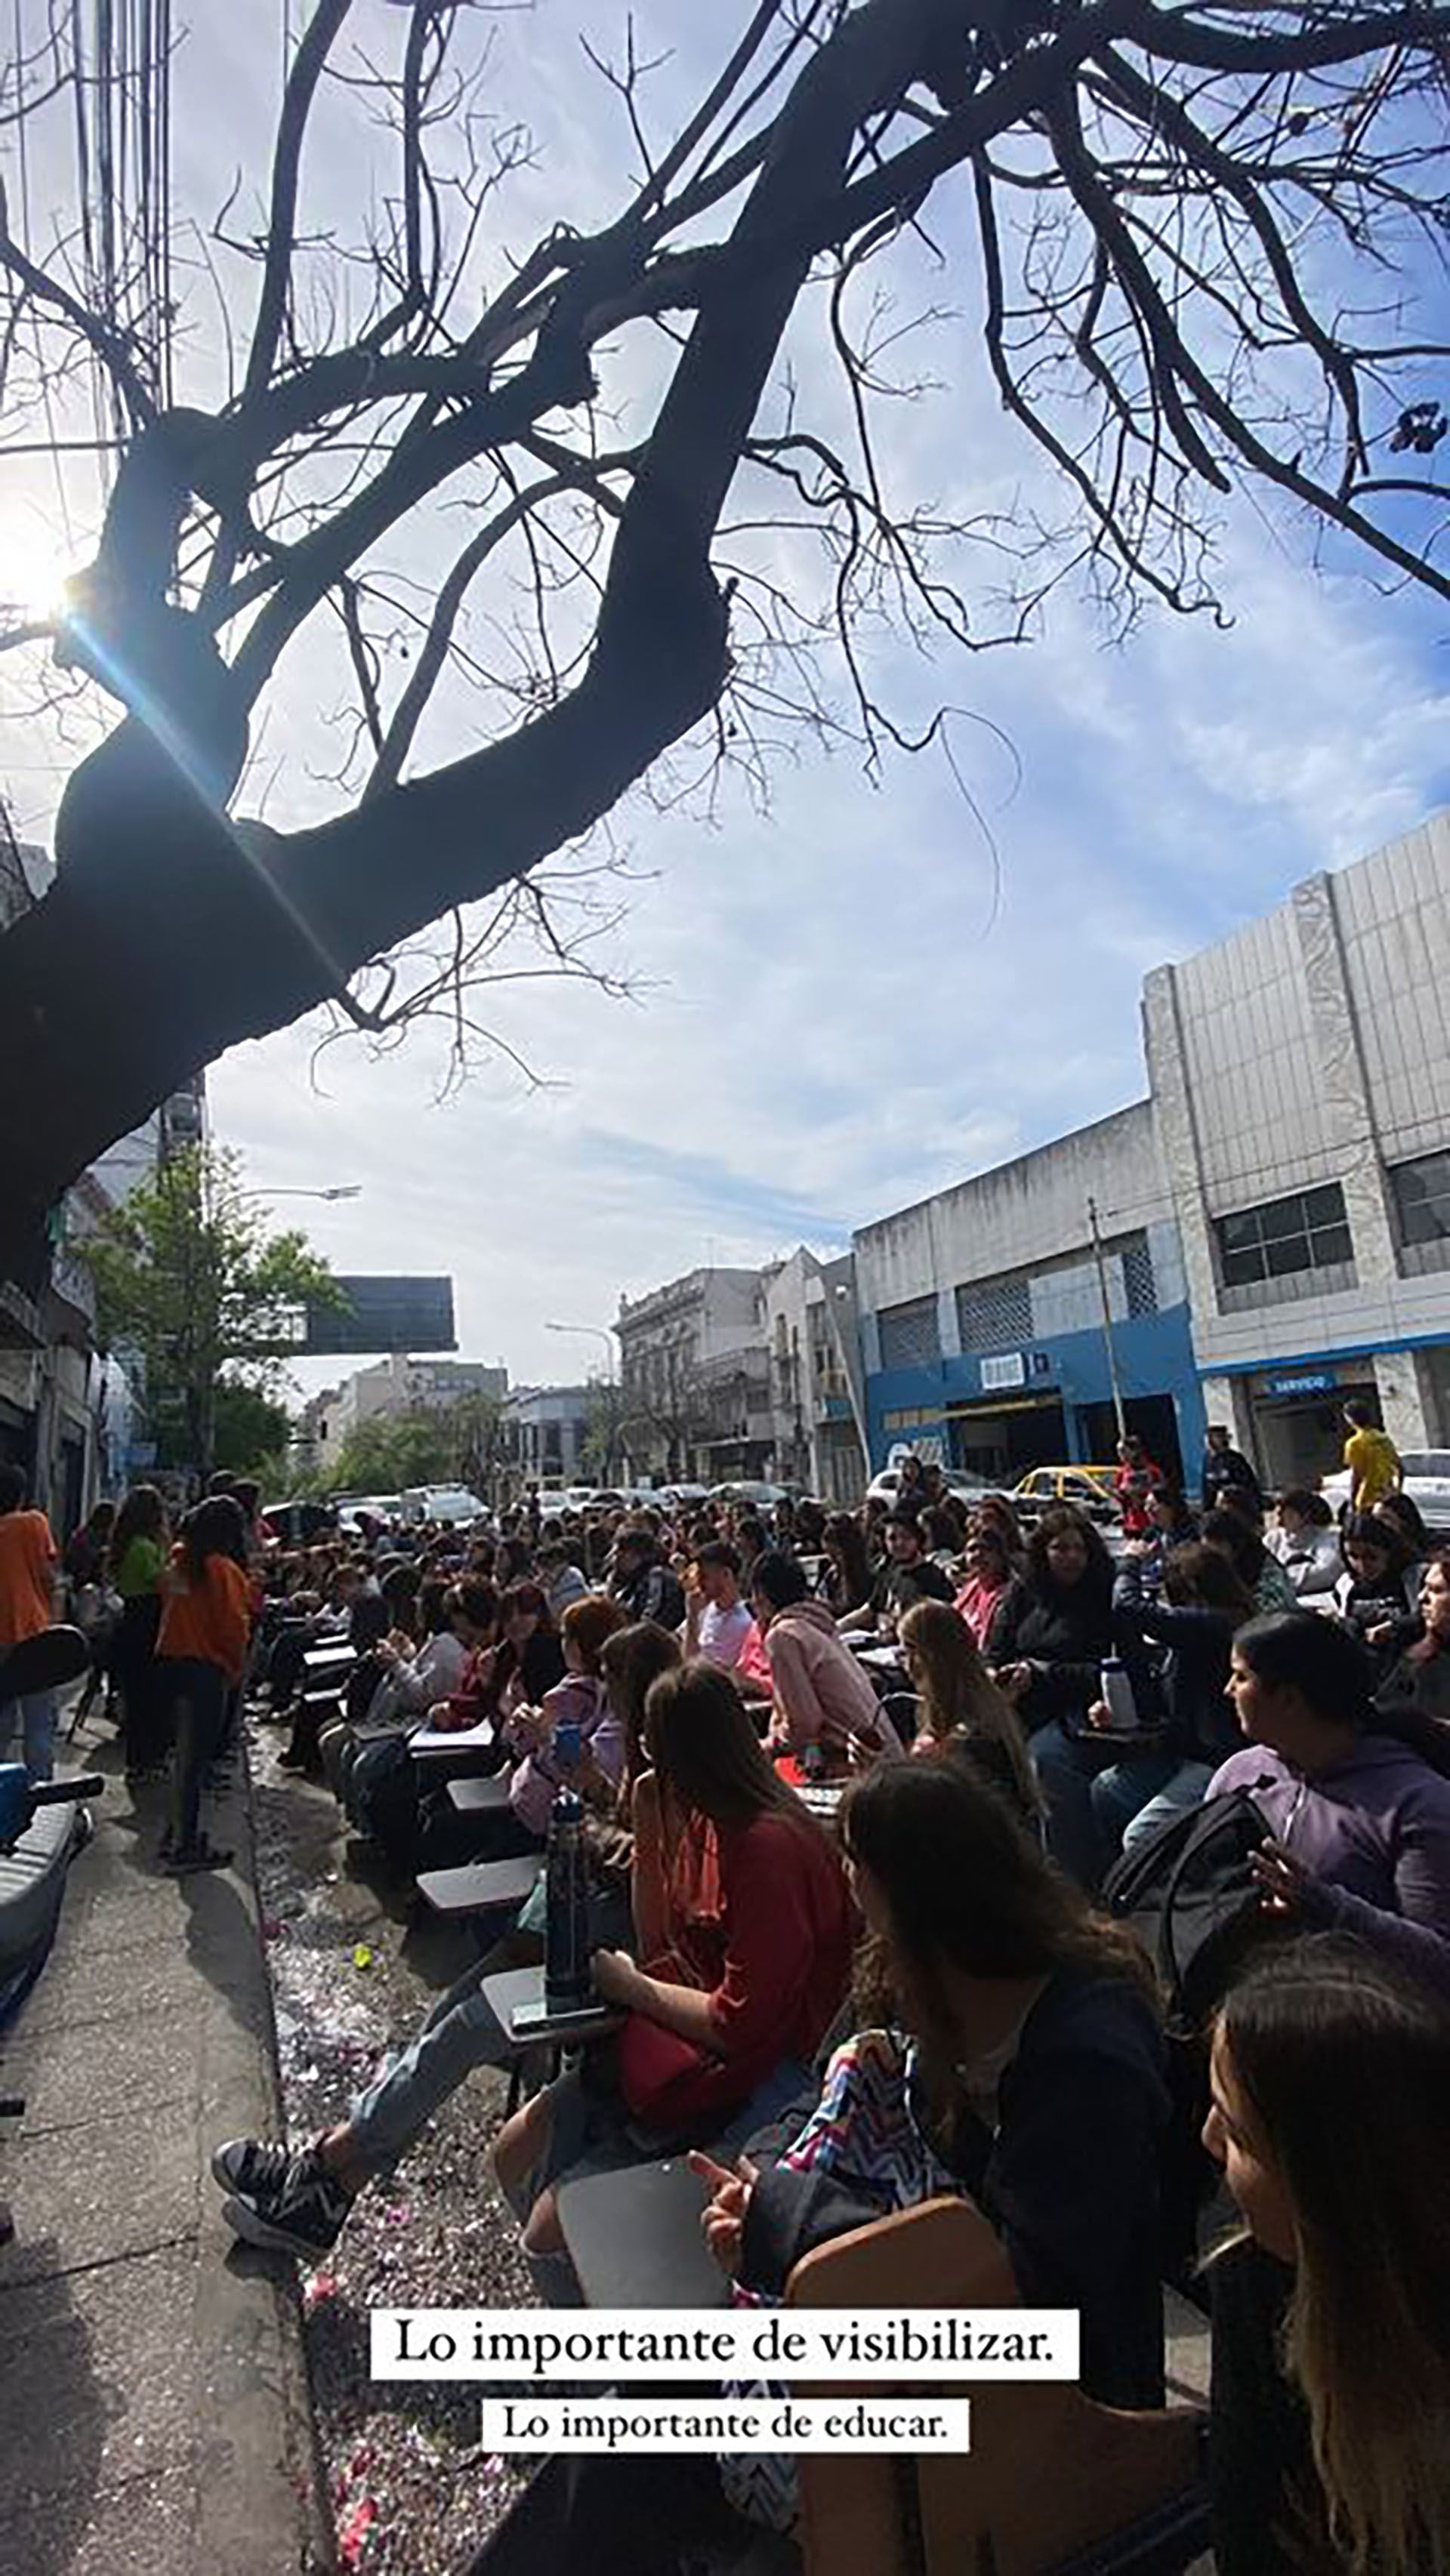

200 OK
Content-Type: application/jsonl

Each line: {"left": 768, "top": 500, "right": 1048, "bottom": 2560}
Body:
{"left": 211, "top": 2137, "right": 295, "bottom": 2202}
{"left": 221, "top": 2152, "right": 351, "bottom": 2259}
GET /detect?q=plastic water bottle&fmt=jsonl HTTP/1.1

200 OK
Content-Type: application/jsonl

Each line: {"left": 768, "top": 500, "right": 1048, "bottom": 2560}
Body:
{"left": 544, "top": 1786, "right": 590, "bottom": 2011}
{"left": 1099, "top": 1656, "right": 1139, "bottom": 1732}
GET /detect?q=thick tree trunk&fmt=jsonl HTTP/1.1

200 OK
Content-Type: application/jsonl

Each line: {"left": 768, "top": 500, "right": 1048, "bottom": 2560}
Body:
{"left": 0, "top": 0, "right": 1045, "bottom": 1261}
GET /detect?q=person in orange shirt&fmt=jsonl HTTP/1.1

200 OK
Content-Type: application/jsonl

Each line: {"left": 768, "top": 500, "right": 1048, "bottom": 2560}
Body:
{"left": 156, "top": 1493, "right": 251, "bottom": 1874}
{"left": 0, "top": 1462, "right": 60, "bottom": 1779}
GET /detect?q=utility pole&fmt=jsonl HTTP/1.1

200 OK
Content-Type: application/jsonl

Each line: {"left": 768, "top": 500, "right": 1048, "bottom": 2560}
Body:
{"left": 1088, "top": 1197, "right": 1128, "bottom": 1444}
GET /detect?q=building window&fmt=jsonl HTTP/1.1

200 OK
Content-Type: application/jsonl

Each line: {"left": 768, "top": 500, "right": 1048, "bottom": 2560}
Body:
{"left": 1122, "top": 1237, "right": 1157, "bottom": 1317}
{"left": 956, "top": 1274, "right": 1032, "bottom": 1353}
{"left": 878, "top": 1296, "right": 941, "bottom": 1371}
{"left": 1214, "top": 1185, "right": 1353, "bottom": 1289}
{"left": 1391, "top": 1151, "right": 1450, "bottom": 1247}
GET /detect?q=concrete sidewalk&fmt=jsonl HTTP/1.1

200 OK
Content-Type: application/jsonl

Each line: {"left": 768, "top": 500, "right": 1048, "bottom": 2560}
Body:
{"left": 0, "top": 1711, "right": 332, "bottom": 2574}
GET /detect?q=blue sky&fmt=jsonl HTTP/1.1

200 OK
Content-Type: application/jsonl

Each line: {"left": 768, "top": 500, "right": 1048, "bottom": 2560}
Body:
{"left": 3, "top": 4, "right": 1448, "bottom": 1389}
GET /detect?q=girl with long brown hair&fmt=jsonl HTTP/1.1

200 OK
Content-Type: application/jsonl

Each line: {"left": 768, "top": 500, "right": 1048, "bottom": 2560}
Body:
{"left": 1205, "top": 1938, "right": 1450, "bottom": 2576}
{"left": 899, "top": 1596, "right": 1041, "bottom": 1823}
{"left": 492, "top": 1659, "right": 854, "bottom": 2275}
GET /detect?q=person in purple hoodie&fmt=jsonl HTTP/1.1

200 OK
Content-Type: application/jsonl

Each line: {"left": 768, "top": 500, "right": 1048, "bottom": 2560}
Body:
{"left": 1208, "top": 1610, "right": 1450, "bottom": 1995}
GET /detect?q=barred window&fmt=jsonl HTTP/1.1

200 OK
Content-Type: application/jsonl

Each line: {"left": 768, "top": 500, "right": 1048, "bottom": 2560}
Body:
{"left": 1122, "top": 1237, "right": 1158, "bottom": 1316}
{"left": 1392, "top": 1151, "right": 1450, "bottom": 1246}
{"left": 956, "top": 1274, "right": 1033, "bottom": 1352}
{"left": 878, "top": 1296, "right": 941, "bottom": 1370}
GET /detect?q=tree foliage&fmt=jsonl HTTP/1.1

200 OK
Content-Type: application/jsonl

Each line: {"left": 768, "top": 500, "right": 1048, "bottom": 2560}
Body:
{"left": 329, "top": 1396, "right": 496, "bottom": 1496}
{"left": 1, "top": 2, "right": 1448, "bottom": 1242}
{"left": 85, "top": 1145, "right": 341, "bottom": 1474}
{"left": 212, "top": 1381, "right": 294, "bottom": 1479}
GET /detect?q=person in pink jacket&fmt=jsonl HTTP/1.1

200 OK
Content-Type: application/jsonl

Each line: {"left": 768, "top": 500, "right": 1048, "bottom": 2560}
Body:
{"left": 748, "top": 1551, "right": 896, "bottom": 1763}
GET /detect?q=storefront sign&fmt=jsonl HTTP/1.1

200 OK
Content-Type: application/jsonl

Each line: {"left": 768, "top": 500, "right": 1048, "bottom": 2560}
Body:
{"left": 980, "top": 1353, "right": 1026, "bottom": 1392}
{"left": 1263, "top": 1372, "right": 1337, "bottom": 1399}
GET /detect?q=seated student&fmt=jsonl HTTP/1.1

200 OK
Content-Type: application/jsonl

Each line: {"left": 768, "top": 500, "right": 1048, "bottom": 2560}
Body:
{"left": 465, "top": 1761, "right": 1170, "bottom": 2576}
{"left": 682, "top": 1539, "right": 754, "bottom": 1670}
{"left": 817, "top": 1510, "right": 873, "bottom": 1619}
{"left": 898, "top": 1598, "right": 1041, "bottom": 1828}
{"left": 1333, "top": 1512, "right": 1422, "bottom": 1671}
{"left": 491, "top": 1660, "right": 855, "bottom": 2288}
{"left": 428, "top": 1580, "right": 561, "bottom": 1733}
{"left": 1209, "top": 1611, "right": 1450, "bottom": 1995}
{"left": 952, "top": 1518, "right": 1014, "bottom": 1647}
{"left": 985, "top": 1505, "right": 1117, "bottom": 1735}
{"left": 215, "top": 1626, "right": 685, "bottom": 2263}
{"left": 1265, "top": 1487, "right": 1342, "bottom": 1598}
{"left": 1378, "top": 1550, "right": 1450, "bottom": 1727}
{"left": 609, "top": 1526, "right": 686, "bottom": 1631}
{"left": 1375, "top": 1487, "right": 1434, "bottom": 1564}
{"left": 837, "top": 1508, "right": 955, "bottom": 1635}
{"left": 535, "top": 1541, "right": 588, "bottom": 1621}
{"left": 1131, "top": 1483, "right": 1199, "bottom": 1598}
{"left": 1055, "top": 1542, "right": 1257, "bottom": 1884}
{"left": 919, "top": 1502, "right": 966, "bottom": 1573}
{"left": 1202, "top": 1508, "right": 1297, "bottom": 1615}
{"left": 499, "top": 1592, "right": 631, "bottom": 1844}
{"left": 358, "top": 1576, "right": 473, "bottom": 1724}
{"left": 1204, "top": 1939, "right": 1450, "bottom": 2576}
{"left": 748, "top": 1551, "right": 896, "bottom": 1762}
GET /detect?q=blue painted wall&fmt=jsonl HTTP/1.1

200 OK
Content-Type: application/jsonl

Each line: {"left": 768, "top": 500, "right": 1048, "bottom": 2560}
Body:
{"left": 864, "top": 1302, "right": 1206, "bottom": 1479}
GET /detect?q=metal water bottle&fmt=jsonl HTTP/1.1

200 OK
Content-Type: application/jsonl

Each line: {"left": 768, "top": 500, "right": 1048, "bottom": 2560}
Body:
{"left": 545, "top": 1786, "right": 590, "bottom": 2011}
{"left": 1099, "top": 1656, "right": 1139, "bottom": 1732}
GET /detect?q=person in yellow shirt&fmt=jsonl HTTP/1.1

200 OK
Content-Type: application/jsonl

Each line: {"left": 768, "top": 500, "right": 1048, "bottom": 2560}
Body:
{"left": 1342, "top": 1402, "right": 1402, "bottom": 1514}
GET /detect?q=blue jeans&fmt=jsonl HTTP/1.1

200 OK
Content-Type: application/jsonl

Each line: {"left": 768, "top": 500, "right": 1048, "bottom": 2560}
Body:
{"left": 0, "top": 1688, "right": 57, "bottom": 1782}
{"left": 1032, "top": 1720, "right": 1181, "bottom": 1890}
{"left": 164, "top": 1657, "right": 228, "bottom": 1851}
{"left": 348, "top": 1956, "right": 517, "bottom": 2177}
{"left": 1119, "top": 1762, "right": 1216, "bottom": 1857}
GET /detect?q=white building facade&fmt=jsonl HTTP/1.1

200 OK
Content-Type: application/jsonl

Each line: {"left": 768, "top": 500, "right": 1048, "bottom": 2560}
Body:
{"left": 761, "top": 1247, "right": 870, "bottom": 1503}
{"left": 615, "top": 1267, "right": 767, "bottom": 1485}
{"left": 1144, "top": 811, "right": 1450, "bottom": 1488}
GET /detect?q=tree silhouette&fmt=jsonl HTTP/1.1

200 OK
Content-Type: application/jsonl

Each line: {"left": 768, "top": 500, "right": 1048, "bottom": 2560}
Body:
{"left": 1, "top": 1, "right": 1445, "bottom": 1249}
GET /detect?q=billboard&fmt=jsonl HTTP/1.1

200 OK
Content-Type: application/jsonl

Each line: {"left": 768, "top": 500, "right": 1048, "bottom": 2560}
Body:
{"left": 301, "top": 1276, "right": 456, "bottom": 1356}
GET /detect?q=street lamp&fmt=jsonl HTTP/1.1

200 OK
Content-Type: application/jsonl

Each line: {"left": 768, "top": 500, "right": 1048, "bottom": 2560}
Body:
{"left": 242, "top": 1184, "right": 362, "bottom": 1202}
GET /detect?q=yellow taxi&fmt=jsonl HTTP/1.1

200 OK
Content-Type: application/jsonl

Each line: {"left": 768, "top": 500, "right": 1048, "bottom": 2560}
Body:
{"left": 1011, "top": 1465, "right": 1120, "bottom": 1520}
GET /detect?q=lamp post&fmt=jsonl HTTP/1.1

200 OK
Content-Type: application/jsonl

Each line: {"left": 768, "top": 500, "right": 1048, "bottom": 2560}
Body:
{"left": 239, "top": 1185, "right": 362, "bottom": 1203}
{"left": 546, "top": 1320, "right": 621, "bottom": 1482}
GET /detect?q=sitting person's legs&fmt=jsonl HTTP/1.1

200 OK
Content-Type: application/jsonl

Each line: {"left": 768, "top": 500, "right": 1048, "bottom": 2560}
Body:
{"left": 1031, "top": 1718, "right": 1117, "bottom": 1889}
{"left": 1118, "top": 1760, "right": 1215, "bottom": 1856}
{"left": 1087, "top": 1745, "right": 1182, "bottom": 1875}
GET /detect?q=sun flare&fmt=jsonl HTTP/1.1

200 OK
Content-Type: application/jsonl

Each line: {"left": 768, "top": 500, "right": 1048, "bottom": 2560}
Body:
{"left": 0, "top": 513, "right": 75, "bottom": 621}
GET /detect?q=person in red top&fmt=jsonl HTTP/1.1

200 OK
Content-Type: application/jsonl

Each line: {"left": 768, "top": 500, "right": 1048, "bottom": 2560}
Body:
{"left": 156, "top": 1493, "right": 251, "bottom": 1874}
{"left": 493, "top": 1658, "right": 856, "bottom": 2289}
{"left": 0, "top": 1462, "right": 60, "bottom": 1779}
{"left": 1115, "top": 1434, "right": 1162, "bottom": 1540}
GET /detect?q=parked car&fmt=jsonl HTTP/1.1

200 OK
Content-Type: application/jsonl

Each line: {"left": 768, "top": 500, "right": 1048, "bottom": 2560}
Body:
{"left": 1319, "top": 1449, "right": 1450, "bottom": 1526}
{"left": 397, "top": 1484, "right": 485, "bottom": 1527}
{"left": 333, "top": 1492, "right": 405, "bottom": 1531}
{"left": 1012, "top": 1465, "right": 1121, "bottom": 1521}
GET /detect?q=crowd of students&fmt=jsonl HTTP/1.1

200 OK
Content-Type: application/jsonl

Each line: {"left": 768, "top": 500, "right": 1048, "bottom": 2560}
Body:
{"left": 12, "top": 1432, "right": 1450, "bottom": 2574}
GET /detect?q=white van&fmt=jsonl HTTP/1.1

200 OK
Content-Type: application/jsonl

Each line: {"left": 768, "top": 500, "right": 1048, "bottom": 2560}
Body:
{"left": 398, "top": 1485, "right": 484, "bottom": 1527}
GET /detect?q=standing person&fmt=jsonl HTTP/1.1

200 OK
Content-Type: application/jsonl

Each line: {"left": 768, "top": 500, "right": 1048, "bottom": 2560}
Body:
{"left": 109, "top": 1484, "right": 171, "bottom": 1781}
{"left": 65, "top": 1499, "right": 118, "bottom": 1722}
{"left": 155, "top": 1494, "right": 251, "bottom": 1873}
{"left": 1200, "top": 1425, "right": 1262, "bottom": 1517}
{"left": 1114, "top": 1434, "right": 1161, "bottom": 1539}
{"left": 1203, "top": 1940, "right": 1450, "bottom": 2576}
{"left": 0, "top": 1464, "right": 60, "bottom": 1779}
{"left": 683, "top": 1540, "right": 754, "bottom": 1670}
{"left": 1343, "top": 1400, "right": 1402, "bottom": 1513}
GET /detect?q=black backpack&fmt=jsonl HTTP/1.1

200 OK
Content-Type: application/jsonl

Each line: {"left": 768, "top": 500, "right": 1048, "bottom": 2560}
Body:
{"left": 1103, "top": 1786, "right": 1276, "bottom": 2031}
{"left": 1104, "top": 1787, "right": 1282, "bottom": 2284}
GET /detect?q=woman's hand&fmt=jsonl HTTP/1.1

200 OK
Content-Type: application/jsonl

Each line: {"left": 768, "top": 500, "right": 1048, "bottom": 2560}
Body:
{"left": 590, "top": 1947, "right": 645, "bottom": 2009}
{"left": 1084, "top": 1699, "right": 1113, "bottom": 1732}
{"left": 998, "top": 1661, "right": 1035, "bottom": 1702}
{"left": 1250, "top": 1840, "right": 1310, "bottom": 1915}
{"left": 689, "top": 2151, "right": 759, "bottom": 2278}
